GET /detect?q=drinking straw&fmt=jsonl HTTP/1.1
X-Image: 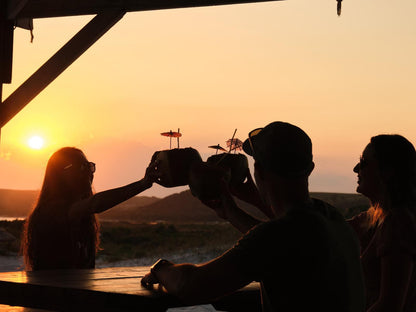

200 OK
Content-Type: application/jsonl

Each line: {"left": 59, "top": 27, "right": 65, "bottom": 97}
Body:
{"left": 229, "top": 129, "right": 237, "bottom": 152}
{"left": 215, "top": 129, "right": 238, "bottom": 165}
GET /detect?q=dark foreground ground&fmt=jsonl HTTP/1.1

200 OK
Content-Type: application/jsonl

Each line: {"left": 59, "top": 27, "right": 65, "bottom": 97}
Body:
{"left": 0, "top": 221, "right": 242, "bottom": 271}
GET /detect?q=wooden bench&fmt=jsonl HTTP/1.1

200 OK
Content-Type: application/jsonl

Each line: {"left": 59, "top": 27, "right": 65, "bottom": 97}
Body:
{"left": 0, "top": 266, "right": 261, "bottom": 311}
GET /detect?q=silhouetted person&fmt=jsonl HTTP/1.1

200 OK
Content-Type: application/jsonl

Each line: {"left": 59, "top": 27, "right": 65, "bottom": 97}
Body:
{"left": 349, "top": 135, "right": 416, "bottom": 312}
{"left": 22, "top": 147, "right": 158, "bottom": 271}
{"left": 142, "top": 121, "right": 365, "bottom": 312}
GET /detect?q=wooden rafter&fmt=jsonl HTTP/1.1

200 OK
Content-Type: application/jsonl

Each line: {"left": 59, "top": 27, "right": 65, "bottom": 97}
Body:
{"left": 1, "top": 0, "right": 283, "bottom": 131}
{"left": 0, "top": 10, "right": 125, "bottom": 128}
{"left": 7, "top": 0, "right": 281, "bottom": 19}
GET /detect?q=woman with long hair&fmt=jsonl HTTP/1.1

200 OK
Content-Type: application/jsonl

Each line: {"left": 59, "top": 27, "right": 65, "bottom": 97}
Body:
{"left": 349, "top": 135, "right": 416, "bottom": 312}
{"left": 22, "top": 147, "right": 157, "bottom": 271}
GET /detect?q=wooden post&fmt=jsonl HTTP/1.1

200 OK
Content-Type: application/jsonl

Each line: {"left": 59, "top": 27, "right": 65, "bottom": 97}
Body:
{"left": 0, "top": 84, "right": 2, "bottom": 141}
{"left": 0, "top": 0, "right": 13, "bottom": 142}
{"left": 0, "top": 0, "right": 13, "bottom": 84}
{"left": 0, "top": 10, "right": 125, "bottom": 128}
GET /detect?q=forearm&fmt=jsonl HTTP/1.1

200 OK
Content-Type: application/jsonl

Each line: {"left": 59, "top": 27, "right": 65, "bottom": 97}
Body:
{"left": 142, "top": 261, "right": 209, "bottom": 304}
{"left": 150, "top": 259, "right": 249, "bottom": 305}
{"left": 90, "top": 179, "right": 152, "bottom": 214}
{"left": 156, "top": 263, "right": 200, "bottom": 302}
{"left": 224, "top": 206, "right": 261, "bottom": 234}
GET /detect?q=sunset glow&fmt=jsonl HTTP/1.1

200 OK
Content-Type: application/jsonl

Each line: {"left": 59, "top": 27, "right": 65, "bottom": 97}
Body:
{"left": 0, "top": 0, "right": 415, "bottom": 198}
{"left": 27, "top": 136, "right": 45, "bottom": 150}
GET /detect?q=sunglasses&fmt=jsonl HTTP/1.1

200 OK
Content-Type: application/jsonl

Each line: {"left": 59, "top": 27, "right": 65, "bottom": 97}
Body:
{"left": 64, "top": 161, "right": 96, "bottom": 173}
{"left": 248, "top": 128, "right": 263, "bottom": 154}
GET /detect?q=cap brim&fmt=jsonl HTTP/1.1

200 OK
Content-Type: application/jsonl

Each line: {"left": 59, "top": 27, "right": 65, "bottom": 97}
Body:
{"left": 242, "top": 138, "right": 253, "bottom": 156}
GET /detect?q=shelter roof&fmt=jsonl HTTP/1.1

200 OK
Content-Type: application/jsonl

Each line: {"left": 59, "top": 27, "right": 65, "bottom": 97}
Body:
{"left": 1, "top": 0, "right": 283, "bottom": 131}
{"left": 7, "top": 0, "right": 281, "bottom": 20}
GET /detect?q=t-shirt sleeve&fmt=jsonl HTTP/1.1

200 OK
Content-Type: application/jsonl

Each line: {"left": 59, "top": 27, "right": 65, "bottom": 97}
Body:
{"left": 376, "top": 211, "right": 416, "bottom": 258}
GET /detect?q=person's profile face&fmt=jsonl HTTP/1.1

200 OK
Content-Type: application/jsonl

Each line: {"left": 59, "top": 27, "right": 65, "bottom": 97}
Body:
{"left": 353, "top": 144, "right": 383, "bottom": 202}
{"left": 63, "top": 151, "right": 94, "bottom": 188}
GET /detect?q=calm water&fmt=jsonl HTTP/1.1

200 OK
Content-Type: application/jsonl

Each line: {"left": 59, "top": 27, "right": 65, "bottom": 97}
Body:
{"left": 0, "top": 217, "right": 24, "bottom": 221}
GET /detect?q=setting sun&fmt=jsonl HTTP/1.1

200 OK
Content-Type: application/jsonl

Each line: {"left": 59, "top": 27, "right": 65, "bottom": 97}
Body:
{"left": 27, "top": 136, "right": 45, "bottom": 150}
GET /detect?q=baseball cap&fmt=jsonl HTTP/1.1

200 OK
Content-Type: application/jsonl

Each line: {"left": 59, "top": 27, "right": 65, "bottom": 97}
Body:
{"left": 242, "top": 121, "right": 314, "bottom": 177}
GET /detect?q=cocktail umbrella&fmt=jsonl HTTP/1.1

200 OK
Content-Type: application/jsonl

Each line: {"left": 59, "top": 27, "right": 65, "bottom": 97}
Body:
{"left": 209, "top": 144, "right": 227, "bottom": 155}
{"left": 226, "top": 138, "right": 243, "bottom": 153}
{"left": 161, "top": 129, "right": 182, "bottom": 149}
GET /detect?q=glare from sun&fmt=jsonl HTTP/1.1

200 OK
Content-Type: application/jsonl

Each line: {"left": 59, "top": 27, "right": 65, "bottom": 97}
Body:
{"left": 28, "top": 136, "right": 45, "bottom": 150}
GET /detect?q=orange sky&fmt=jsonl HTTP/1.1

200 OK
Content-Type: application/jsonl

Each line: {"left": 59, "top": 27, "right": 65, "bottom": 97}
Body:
{"left": 1, "top": 0, "right": 416, "bottom": 198}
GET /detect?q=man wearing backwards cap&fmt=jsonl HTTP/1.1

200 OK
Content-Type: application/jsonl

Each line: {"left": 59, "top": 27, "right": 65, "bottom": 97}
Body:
{"left": 142, "top": 121, "right": 365, "bottom": 312}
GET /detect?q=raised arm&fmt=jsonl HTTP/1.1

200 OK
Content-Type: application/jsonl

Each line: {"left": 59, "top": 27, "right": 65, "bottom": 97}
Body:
{"left": 229, "top": 168, "right": 274, "bottom": 219}
{"left": 202, "top": 180, "right": 261, "bottom": 234}
{"left": 69, "top": 160, "right": 159, "bottom": 220}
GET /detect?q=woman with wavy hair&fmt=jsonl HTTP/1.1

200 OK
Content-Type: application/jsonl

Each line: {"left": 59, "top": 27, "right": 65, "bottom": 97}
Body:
{"left": 349, "top": 135, "right": 416, "bottom": 312}
{"left": 22, "top": 147, "right": 157, "bottom": 271}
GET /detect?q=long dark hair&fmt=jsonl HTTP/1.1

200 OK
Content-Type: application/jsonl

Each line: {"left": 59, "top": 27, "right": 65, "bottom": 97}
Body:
{"left": 22, "top": 147, "right": 100, "bottom": 270}
{"left": 370, "top": 134, "right": 416, "bottom": 216}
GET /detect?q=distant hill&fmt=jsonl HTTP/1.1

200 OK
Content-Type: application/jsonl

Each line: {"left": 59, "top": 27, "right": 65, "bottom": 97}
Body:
{"left": 99, "top": 190, "right": 221, "bottom": 223}
{"left": 98, "top": 190, "right": 269, "bottom": 223}
{"left": 99, "top": 196, "right": 160, "bottom": 219}
{"left": 0, "top": 188, "right": 370, "bottom": 222}
{"left": 0, "top": 189, "right": 38, "bottom": 217}
{"left": 0, "top": 189, "right": 159, "bottom": 219}
{"left": 311, "top": 192, "right": 370, "bottom": 218}
{"left": 97, "top": 190, "right": 370, "bottom": 223}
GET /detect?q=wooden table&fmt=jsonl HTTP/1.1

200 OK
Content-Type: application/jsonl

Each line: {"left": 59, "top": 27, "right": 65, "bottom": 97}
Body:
{"left": 0, "top": 267, "right": 261, "bottom": 311}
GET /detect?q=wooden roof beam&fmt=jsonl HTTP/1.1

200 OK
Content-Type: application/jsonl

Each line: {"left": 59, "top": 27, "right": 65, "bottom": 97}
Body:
{"left": 7, "top": 0, "right": 281, "bottom": 20}
{"left": 1, "top": 0, "right": 14, "bottom": 84}
{"left": 0, "top": 10, "right": 125, "bottom": 128}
